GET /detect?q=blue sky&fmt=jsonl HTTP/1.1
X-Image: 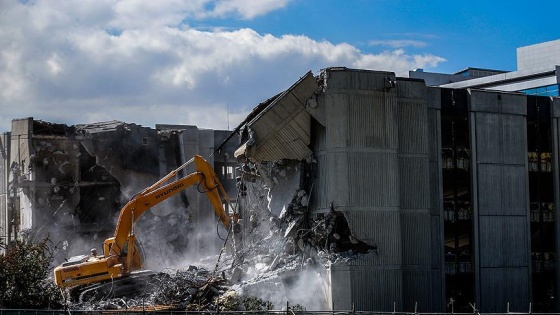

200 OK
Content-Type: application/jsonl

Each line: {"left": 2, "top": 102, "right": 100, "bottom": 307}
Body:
{"left": 221, "top": 0, "right": 558, "bottom": 73}
{"left": 1, "top": 0, "right": 559, "bottom": 132}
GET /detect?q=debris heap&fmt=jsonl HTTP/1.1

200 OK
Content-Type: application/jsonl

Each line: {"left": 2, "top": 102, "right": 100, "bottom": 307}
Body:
{"left": 69, "top": 266, "right": 225, "bottom": 311}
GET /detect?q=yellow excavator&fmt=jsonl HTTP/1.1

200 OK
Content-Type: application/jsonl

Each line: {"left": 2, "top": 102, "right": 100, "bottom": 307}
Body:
{"left": 53, "top": 155, "right": 237, "bottom": 298}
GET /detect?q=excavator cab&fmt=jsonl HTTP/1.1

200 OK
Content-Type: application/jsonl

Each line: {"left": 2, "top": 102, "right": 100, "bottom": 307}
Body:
{"left": 103, "top": 236, "right": 144, "bottom": 270}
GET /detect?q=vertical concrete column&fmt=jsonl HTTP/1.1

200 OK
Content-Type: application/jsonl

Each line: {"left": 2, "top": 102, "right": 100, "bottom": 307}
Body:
{"left": 322, "top": 69, "right": 402, "bottom": 311}
{"left": 323, "top": 74, "right": 352, "bottom": 311}
{"left": 180, "top": 126, "right": 203, "bottom": 253}
{"left": 396, "top": 79, "right": 440, "bottom": 312}
{"left": 0, "top": 132, "right": 10, "bottom": 251}
{"left": 469, "top": 91, "right": 530, "bottom": 312}
{"left": 198, "top": 129, "right": 221, "bottom": 252}
{"left": 9, "top": 118, "right": 33, "bottom": 233}
{"left": 427, "top": 87, "right": 445, "bottom": 311}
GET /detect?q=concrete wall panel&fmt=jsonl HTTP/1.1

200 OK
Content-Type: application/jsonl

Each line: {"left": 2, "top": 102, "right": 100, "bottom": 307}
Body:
{"left": 401, "top": 212, "right": 431, "bottom": 265}
{"left": 431, "top": 214, "right": 443, "bottom": 269}
{"left": 399, "top": 157, "right": 430, "bottom": 209}
{"left": 325, "top": 93, "right": 349, "bottom": 149}
{"left": 348, "top": 93, "right": 396, "bottom": 149}
{"left": 349, "top": 267, "right": 403, "bottom": 311}
{"left": 477, "top": 164, "right": 527, "bottom": 216}
{"left": 402, "top": 269, "right": 440, "bottom": 311}
{"left": 427, "top": 107, "right": 442, "bottom": 216}
{"left": 427, "top": 109, "right": 440, "bottom": 160}
{"left": 11, "top": 118, "right": 32, "bottom": 136}
{"left": 501, "top": 165, "right": 528, "bottom": 214}
{"left": 479, "top": 216, "right": 529, "bottom": 267}
{"left": 328, "top": 265, "right": 352, "bottom": 310}
{"left": 326, "top": 69, "right": 394, "bottom": 91}
{"left": 429, "top": 161, "right": 441, "bottom": 215}
{"left": 501, "top": 114, "right": 527, "bottom": 165}
{"left": 479, "top": 267, "right": 530, "bottom": 312}
{"left": 430, "top": 266, "right": 445, "bottom": 311}
{"left": 10, "top": 119, "right": 33, "bottom": 231}
{"left": 500, "top": 93, "right": 527, "bottom": 116}
{"left": 397, "top": 79, "right": 427, "bottom": 100}
{"left": 427, "top": 87, "right": 441, "bottom": 110}
{"left": 469, "top": 90, "right": 526, "bottom": 115}
{"left": 326, "top": 152, "right": 350, "bottom": 206}
{"left": 470, "top": 90, "right": 531, "bottom": 312}
{"left": 475, "top": 113, "right": 526, "bottom": 165}
{"left": 348, "top": 152, "right": 399, "bottom": 207}
{"left": 475, "top": 113, "right": 502, "bottom": 164}
{"left": 397, "top": 102, "right": 428, "bottom": 154}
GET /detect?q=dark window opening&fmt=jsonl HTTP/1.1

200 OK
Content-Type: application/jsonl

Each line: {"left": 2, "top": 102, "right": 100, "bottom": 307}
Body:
{"left": 527, "top": 95, "right": 556, "bottom": 312}
{"left": 441, "top": 89, "right": 474, "bottom": 312}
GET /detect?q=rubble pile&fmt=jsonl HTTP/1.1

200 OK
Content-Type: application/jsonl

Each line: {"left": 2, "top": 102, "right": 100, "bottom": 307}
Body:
{"left": 149, "top": 266, "right": 228, "bottom": 309}
{"left": 66, "top": 266, "right": 277, "bottom": 312}
{"left": 68, "top": 266, "right": 222, "bottom": 311}
{"left": 238, "top": 156, "right": 376, "bottom": 260}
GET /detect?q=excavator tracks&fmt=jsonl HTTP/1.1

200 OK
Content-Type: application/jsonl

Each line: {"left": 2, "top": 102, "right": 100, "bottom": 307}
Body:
{"left": 70, "top": 270, "right": 160, "bottom": 303}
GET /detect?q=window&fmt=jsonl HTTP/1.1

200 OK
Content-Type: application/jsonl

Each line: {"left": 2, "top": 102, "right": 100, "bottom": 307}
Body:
{"left": 221, "top": 165, "right": 235, "bottom": 180}
{"left": 520, "top": 84, "right": 559, "bottom": 97}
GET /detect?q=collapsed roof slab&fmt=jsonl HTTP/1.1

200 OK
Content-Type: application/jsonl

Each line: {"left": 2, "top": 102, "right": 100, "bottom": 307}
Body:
{"left": 236, "top": 71, "right": 318, "bottom": 162}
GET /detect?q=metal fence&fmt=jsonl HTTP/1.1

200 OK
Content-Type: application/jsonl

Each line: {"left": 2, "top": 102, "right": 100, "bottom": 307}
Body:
{"left": 1, "top": 311, "right": 560, "bottom": 315}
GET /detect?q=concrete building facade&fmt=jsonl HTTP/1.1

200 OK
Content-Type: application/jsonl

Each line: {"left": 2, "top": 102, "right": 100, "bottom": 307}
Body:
{"left": 518, "top": 40, "right": 560, "bottom": 72}
{"left": 228, "top": 67, "right": 560, "bottom": 313}
{"left": 405, "top": 39, "right": 560, "bottom": 98}
{"left": 0, "top": 118, "right": 238, "bottom": 264}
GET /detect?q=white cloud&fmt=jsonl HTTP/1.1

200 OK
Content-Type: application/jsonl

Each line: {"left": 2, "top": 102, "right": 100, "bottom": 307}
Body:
{"left": 209, "top": 0, "right": 292, "bottom": 19}
{"left": 355, "top": 49, "right": 445, "bottom": 71}
{"left": 0, "top": 0, "right": 446, "bottom": 132}
{"left": 107, "top": 0, "right": 292, "bottom": 28}
{"left": 369, "top": 39, "right": 428, "bottom": 48}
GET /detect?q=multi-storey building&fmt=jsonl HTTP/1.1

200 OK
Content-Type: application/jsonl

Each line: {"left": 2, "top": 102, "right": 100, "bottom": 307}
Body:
{"left": 228, "top": 65, "right": 560, "bottom": 313}
{"left": 406, "top": 39, "right": 560, "bottom": 97}
{"left": 0, "top": 118, "right": 238, "bottom": 264}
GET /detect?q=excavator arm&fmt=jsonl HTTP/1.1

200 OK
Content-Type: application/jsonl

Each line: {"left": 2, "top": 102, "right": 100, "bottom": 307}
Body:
{"left": 110, "top": 155, "right": 232, "bottom": 259}
{"left": 54, "top": 155, "right": 236, "bottom": 288}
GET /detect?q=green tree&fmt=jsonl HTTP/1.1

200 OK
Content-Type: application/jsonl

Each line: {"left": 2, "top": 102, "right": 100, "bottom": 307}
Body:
{"left": 0, "top": 238, "right": 63, "bottom": 309}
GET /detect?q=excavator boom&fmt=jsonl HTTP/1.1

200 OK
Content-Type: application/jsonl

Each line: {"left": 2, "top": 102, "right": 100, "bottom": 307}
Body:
{"left": 54, "top": 155, "right": 236, "bottom": 289}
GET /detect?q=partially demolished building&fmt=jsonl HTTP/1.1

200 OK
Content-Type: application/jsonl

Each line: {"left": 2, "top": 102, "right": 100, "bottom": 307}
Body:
{"left": 0, "top": 118, "right": 239, "bottom": 264}
{"left": 225, "top": 68, "right": 560, "bottom": 313}
{"left": 2, "top": 67, "right": 560, "bottom": 313}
